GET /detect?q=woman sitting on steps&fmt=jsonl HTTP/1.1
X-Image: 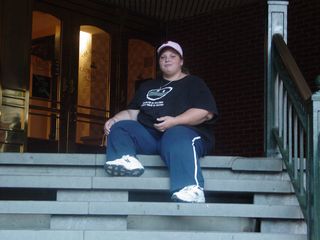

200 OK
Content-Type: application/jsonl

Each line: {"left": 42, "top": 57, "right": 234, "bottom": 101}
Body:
{"left": 103, "top": 41, "right": 219, "bottom": 203}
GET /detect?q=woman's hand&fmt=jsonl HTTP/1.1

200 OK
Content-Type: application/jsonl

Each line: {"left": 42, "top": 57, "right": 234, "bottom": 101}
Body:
{"left": 103, "top": 109, "right": 139, "bottom": 135}
{"left": 153, "top": 116, "right": 176, "bottom": 132}
{"left": 104, "top": 118, "right": 117, "bottom": 135}
{"left": 153, "top": 109, "right": 214, "bottom": 132}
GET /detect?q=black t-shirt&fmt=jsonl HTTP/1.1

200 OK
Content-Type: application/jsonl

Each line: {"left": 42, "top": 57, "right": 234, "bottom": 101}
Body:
{"left": 128, "top": 75, "right": 219, "bottom": 143}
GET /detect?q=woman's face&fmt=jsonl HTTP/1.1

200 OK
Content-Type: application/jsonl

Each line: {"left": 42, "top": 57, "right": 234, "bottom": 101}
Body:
{"left": 159, "top": 49, "right": 183, "bottom": 78}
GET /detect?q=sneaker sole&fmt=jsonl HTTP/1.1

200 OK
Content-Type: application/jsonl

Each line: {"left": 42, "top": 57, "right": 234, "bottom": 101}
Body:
{"left": 104, "top": 164, "right": 144, "bottom": 177}
{"left": 171, "top": 195, "right": 205, "bottom": 203}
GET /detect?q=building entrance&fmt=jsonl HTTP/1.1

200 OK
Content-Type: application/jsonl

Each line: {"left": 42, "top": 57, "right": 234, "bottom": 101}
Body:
{"left": 28, "top": 10, "right": 111, "bottom": 153}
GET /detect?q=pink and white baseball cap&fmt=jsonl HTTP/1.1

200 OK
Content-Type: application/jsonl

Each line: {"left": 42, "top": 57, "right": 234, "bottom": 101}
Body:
{"left": 157, "top": 41, "right": 183, "bottom": 57}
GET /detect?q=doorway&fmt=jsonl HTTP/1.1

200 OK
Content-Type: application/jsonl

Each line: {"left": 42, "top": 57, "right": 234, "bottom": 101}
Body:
{"left": 28, "top": 11, "right": 111, "bottom": 153}
{"left": 76, "top": 26, "right": 111, "bottom": 149}
{"left": 28, "top": 11, "right": 61, "bottom": 152}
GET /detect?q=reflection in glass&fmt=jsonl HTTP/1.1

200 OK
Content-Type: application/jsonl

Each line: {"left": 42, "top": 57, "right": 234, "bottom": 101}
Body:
{"left": 128, "top": 39, "right": 156, "bottom": 103}
{"left": 76, "top": 26, "right": 111, "bottom": 145}
{"left": 28, "top": 11, "right": 61, "bottom": 141}
{"left": 0, "top": 89, "right": 26, "bottom": 152}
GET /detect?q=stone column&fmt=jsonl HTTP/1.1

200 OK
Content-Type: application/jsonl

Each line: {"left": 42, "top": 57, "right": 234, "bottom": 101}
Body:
{"left": 265, "top": 1, "right": 288, "bottom": 157}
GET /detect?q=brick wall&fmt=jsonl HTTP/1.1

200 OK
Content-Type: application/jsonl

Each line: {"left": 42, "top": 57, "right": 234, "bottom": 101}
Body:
{"left": 167, "top": 2, "right": 266, "bottom": 156}
{"left": 288, "top": 0, "right": 320, "bottom": 91}
{"left": 166, "top": 1, "right": 320, "bottom": 157}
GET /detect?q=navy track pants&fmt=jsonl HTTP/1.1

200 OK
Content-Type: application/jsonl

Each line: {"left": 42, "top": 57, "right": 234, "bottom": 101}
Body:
{"left": 106, "top": 120, "right": 211, "bottom": 192}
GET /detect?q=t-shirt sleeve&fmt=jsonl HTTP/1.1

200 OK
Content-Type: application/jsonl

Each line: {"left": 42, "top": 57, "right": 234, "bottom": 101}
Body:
{"left": 190, "top": 78, "right": 219, "bottom": 122}
{"left": 127, "top": 87, "right": 142, "bottom": 110}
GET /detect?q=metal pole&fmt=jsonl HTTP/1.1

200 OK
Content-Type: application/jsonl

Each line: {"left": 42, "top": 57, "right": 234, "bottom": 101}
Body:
{"left": 308, "top": 91, "right": 320, "bottom": 240}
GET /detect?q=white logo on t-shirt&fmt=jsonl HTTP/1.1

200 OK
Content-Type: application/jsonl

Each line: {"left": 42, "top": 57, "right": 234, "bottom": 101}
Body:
{"left": 146, "top": 87, "right": 173, "bottom": 101}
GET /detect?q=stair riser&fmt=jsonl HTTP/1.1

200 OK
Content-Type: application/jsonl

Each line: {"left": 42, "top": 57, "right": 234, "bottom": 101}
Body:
{"left": 50, "top": 216, "right": 127, "bottom": 230}
{"left": 0, "top": 214, "right": 50, "bottom": 230}
{"left": 128, "top": 216, "right": 256, "bottom": 232}
{"left": 57, "top": 190, "right": 128, "bottom": 202}
{"left": 260, "top": 220, "right": 307, "bottom": 234}
{"left": 254, "top": 194, "right": 300, "bottom": 205}
{"left": 50, "top": 215, "right": 256, "bottom": 232}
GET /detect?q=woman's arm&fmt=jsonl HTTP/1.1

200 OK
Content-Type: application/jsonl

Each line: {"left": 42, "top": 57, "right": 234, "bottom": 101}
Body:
{"left": 154, "top": 108, "right": 213, "bottom": 132}
{"left": 174, "top": 108, "right": 213, "bottom": 125}
{"left": 104, "top": 109, "right": 139, "bottom": 135}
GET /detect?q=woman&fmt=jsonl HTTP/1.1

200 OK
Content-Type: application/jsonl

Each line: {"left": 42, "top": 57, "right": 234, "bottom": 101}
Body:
{"left": 104, "top": 41, "right": 218, "bottom": 203}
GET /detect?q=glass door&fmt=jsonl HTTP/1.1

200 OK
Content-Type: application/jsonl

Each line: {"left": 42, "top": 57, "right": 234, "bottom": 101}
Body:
{"left": 28, "top": 9, "right": 111, "bottom": 153}
{"left": 28, "top": 11, "right": 61, "bottom": 152}
{"left": 27, "top": 1, "right": 161, "bottom": 153}
{"left": 74, "top": 25, "right": 111, "bottom": 152}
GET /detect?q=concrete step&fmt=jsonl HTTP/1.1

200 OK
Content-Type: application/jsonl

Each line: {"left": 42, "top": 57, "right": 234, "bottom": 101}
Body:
{"left": 0, "top": 153, "right": 283, "bottom": 172}
{"left": 0, "top": 213, "right": 256, "bottom": 232}
{"left": 0, "top": 165, "right": 290, "bottom": 180}
{"left": 50, "top": 215, "right": 255, "bottom": 232}
{"left": 0, "top": 214, "right": 50, "bottom": 230}
{"left": 50, "top": 215, "right": 127, "bottom": 231}
{"left": 0, "top": 201, "right": 304, "bottom": 219}
{"left": 0, "top": 153, "right": 305, "bottom": 237}
{"left": 0, "top": 175, "right": 294, "bottom": 193}
{"left": 0, "top": 230, "right": 307, "bottom": 240}
{"left": 254, "top": 194, "right": 307, "bottom": 234}
{"left": 260, "top": 220, "right": 307, "bottom": 234}
{"left": 0, "top": 153, "right": 287, "bottom": 182}
{"left": 254, "top": 193, "right": 300, "bottom": 205}
{"left": 127, "top": 215, "right": 256, "bottom": 232}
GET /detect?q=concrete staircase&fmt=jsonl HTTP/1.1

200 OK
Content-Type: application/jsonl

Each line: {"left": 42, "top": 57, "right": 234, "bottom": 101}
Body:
{"left": 0, "top": 153, "right": 307, "bottom": 239}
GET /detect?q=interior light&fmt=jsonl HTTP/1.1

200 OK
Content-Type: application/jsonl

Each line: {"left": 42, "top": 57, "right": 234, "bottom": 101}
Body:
{"left": 79, "top": 31, "right": 92, "bottom": 54}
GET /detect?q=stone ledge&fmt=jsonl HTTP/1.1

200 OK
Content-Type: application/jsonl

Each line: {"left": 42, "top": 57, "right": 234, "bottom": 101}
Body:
{"left": 0, "top": 230, "right": 308, "bottom": 240}
{"left": 0, "top": 201, "right": 304, "bottom": 219}
{"left": 0, "top": 153, "right": 283, "bottom": 172}
{"left": 0, "top": 175, "right": 294, "bottom": 193}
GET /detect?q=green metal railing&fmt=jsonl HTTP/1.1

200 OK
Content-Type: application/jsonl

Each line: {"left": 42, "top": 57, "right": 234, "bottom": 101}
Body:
{"left": 271, "top": 33, "right": 320, "bottom": 240}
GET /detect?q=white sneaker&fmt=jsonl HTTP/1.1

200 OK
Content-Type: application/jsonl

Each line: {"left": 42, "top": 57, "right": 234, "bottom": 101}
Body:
{"left": 104, "top": 155, "right": 144, "bottom": 177}
{"left": 171, "top": 185, "right": 205, "bottom": 203}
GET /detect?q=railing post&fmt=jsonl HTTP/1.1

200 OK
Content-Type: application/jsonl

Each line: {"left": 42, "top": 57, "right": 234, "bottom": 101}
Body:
{"left": 265, "top": 1, "right": 288, "bottom": 157}
{"left": 308, "top": 77, "right": 320, "bottom": 240}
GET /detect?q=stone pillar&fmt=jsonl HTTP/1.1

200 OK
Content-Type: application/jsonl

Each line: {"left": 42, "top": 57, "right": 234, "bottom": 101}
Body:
{"left": 265, "top": 1, "right": 288, "bottom": 157}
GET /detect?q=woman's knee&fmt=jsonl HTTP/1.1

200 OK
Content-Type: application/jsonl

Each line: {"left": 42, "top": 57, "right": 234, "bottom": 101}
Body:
{"left": 161, "top": 125, "right": 207, "bottom": 153}
{"left": 111, "top": 120, "right": 138, "bottom": 131}
{"left": 108, "top": 120, "right": 139, "bottom": 140}
{"left": 163, "top": 125, "right": 198, "bottom": 141}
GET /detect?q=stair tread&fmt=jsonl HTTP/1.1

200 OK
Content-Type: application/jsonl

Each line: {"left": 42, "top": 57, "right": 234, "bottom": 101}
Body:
{"left": 93, "top": 177, "right": 293, "bottom": 193}
{"left": 0, "top": 201, "right": 304, "bottom": 219}
{"left": 0, "top": 175, "right": 294, "bottom": 193}
{"left": 0, "top": 153, "right": 283, "bottom": 171}
{"left": 0, "top": 230, "right": 307, "bottom": 240}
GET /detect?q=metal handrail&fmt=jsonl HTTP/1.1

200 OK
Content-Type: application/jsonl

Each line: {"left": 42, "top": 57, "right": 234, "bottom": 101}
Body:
{"left": 29, "top": 97, "right": 108, "bottom": 115}
{"left": 271, "top": 34, "right": 320, "bottom": 240}
{"left": 29, "top": 102, "right": 108, "bottom": 122}
{"left": 77, "top": 104, "right": 107, "bottom": 113}
{"left": 272, "top": 34, "right": 312, "bottom": 101}
{"left": 29, "top": 104, "right": 61, "bottom": 114}
{"left": 29, "top": 100, "right": 108, "bottom": 143}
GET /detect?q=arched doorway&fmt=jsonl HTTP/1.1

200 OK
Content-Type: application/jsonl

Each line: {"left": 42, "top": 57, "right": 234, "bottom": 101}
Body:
{"left": 28, "top": 11, "right": 111, "bottom": 153}
{"left": 76, "top": 25, "right": 111, "bottom": 149}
